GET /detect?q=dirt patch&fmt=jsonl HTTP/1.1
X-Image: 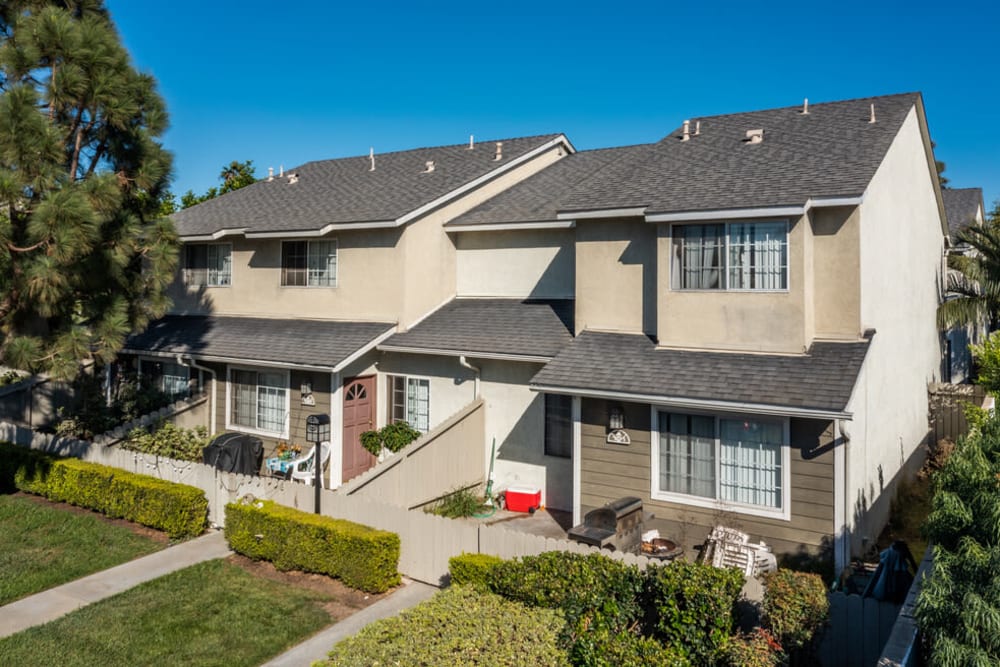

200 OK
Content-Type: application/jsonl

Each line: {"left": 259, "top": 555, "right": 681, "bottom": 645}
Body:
{"left": 12, "top": 492, "right": 173, "bottom": 545}
{"left": 225, "top": 553, "right": 390, "bottom": 620}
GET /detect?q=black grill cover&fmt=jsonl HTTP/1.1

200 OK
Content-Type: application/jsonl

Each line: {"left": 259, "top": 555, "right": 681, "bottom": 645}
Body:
{"left": 202, "top": 432, "right": 263, "bottom": 476}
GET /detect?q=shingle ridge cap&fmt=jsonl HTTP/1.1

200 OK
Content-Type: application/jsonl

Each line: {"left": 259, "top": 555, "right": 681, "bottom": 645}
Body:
{"left": 680, "top": 91, "right": 921, "bottom": 125}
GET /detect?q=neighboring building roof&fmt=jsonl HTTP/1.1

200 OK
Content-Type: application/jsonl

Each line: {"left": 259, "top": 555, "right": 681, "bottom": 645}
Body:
{"left": 379, "top": 298, "right": 574, "bottom": 361}
{"left": 560, "top": 93, "right": 923, "bottom": 216}
{"left": 124, "top": 316, "right": 395, "bottom": 370}
{"left": 530, "top": 330, "right": 872, "bottom": 416}
{"left": 942, "top": 187, "right": 984, "bottom": 239}
{"left": 172, "top": 134, "right": 568, "bottom": 238}
{"left": 446, "top": 145, "right": 649, "bottom": 228}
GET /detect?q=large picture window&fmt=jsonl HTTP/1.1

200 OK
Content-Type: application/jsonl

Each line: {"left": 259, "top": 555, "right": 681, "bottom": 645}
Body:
{"left": 387, "top": 375, "right": 429, "bottom": 432}
{"left": 654, "top": 411, "right": 787, "bottom": 517}
{"left": 230, "top": 369, "right": 287, "bottom": 435}
{"left": 281, "top": 240, "right": 337, "bottom": 287}
{"left": 183, "top": 244, "right": 232, "bottom": 286}
{"left": 671, "top": 221, "right": 787, "bottom": 290}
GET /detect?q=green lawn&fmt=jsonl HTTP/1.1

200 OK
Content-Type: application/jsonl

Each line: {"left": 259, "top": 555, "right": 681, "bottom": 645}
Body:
{"left": 0, "top": 494, "right": 163, "bottom": 605}
{"left": 0, "top": 559, "right": 336, "bottom": 667}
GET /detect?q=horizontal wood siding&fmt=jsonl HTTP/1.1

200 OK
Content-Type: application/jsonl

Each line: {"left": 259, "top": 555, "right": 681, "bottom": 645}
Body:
{"left": 580, "top": 398, "right": 835, "bottom": 559}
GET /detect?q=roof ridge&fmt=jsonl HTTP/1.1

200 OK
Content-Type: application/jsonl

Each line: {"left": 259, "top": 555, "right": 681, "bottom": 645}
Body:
{"left": 681, "top": 91, "right": 921, "bottom": 124}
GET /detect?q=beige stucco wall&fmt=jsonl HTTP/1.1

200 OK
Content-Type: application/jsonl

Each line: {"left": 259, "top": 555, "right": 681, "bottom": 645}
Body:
{"left": 845, "top": 106, "right": 943, "bottom": 553}
{"left": 375, "top": 352, "right": 571, "bottom": 510}
{"left": 656, "top": 216, "right": 810, "bottom": 353}
{"left": 455, "top": 229, "right": 575, "bottom": 298}
{"left": 575, "top": 218, "right": 657, "bottom": 335}
{"left": 812, "top": 206, "right": 862, "bottom": 338}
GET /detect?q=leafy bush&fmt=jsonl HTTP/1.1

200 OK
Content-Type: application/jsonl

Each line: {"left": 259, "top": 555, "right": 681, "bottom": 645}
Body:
{"left": 570, "top": 628, "right": 689, "bottom": 667}
{"left": 449, "top": 552, "right": 503, "bottom": 589}
{"left": 224, "top": 499, "right": 400, "bottom": 592}
{"left": 2, "top": 442, "right": 207, "bottom": 538}
{"left": 761, "top": 569, "right": 829, "bottom": 655}
{"left": 719, "top": 629, "right": 783, "bottom": 667}
{"left": 121, "top": 421, "right": 209, "bottom": 462}
{"left": 642, "top": 560, "right": 745, "bottom": 665}
{"left": 489, "top": 551, "right": 645, "bottom": 660}
{"left": 427, "top": 486, "right": 484, "bottom": 518}
{"left": 320, "top": 585, "right": 569, "bottom": 666}
{"left": 359, "top": 421, "right": 422, "bottom": 456}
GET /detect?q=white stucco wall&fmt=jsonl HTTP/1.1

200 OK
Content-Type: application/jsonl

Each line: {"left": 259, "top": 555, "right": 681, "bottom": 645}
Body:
{"left": 455, "top": 229, "right": 575, "bottom": 298}
{"left": 846, "top": 106, "right": 944, "bottom": 552}
{"left": 375, "top": 352, "right": 572, "bottom": 510}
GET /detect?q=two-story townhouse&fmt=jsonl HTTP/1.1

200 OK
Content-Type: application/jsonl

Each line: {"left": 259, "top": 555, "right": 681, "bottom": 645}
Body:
{"left": 123, "top": 134, "right": 574, "bottom": 486}
{"left": 940, "top": 187, "right": 986, "bottom": 383}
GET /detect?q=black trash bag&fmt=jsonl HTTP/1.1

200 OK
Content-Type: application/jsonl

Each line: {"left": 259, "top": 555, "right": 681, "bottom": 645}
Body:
{"left": 862, "top": 540, "right": 918, "bottom": 603}
{"left": 202, "top": 432, "right": 263, "bottom": 476}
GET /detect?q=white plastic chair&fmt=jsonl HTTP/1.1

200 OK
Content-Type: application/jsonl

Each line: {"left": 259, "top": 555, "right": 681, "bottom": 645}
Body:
{"left": 288, "top": 441, "right": 331, "bottom": 488}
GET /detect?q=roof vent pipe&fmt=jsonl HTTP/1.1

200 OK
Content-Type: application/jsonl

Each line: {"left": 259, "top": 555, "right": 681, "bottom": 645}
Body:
{"left": 369, "top": 147, "right": 375, "bottom": 171}
{"left": 869, "top": 103, "right": 877, "bottom": 124}
{"left": 279, "top": 165, "right": 284, "bottom": 178}
{"left": 681, "top": 119, "right": 691, "bottom": 141}
{"left": 423, "top": 160, "right": 435, "bottom": 173}
{"left": 802, "top": 98, "right": 809, "bottom": 114}
{"left": 745, "top": 128, "right": 765, "bottom": 144}
{"left": 287, "top": 172, "right": 298, "bottom": 184}
{"left": 267, "top": 166, "right": 274, "bottom": 182}
{"left": 468, "top": 134, "right": 474, "bottom": 150}
{"left": 494, "top": 142, "right": 503, "bottom": 161}
{"left": 695, "top": 120, "right": 701, "bottom": 135}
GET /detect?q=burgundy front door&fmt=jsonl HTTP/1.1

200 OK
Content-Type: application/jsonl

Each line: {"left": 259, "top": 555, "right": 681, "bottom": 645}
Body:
{"left": 342, "top": 375, "right": 376, "bottom": 482}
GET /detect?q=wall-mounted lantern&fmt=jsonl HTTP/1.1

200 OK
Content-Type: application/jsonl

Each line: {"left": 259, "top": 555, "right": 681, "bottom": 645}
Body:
{"left": 607, "top": 405, "right": 630, "bottom": 445}
{"left": 300, "top": 379, "right": 315, "bottom": 406}
{"left": 305, "top": 413, "right": 330, "bottom": 513}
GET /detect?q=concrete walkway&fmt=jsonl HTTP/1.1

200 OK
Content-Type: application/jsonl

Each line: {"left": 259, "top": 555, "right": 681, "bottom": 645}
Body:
{"left": 262, "top": 578, "right": 439, "bottom": 667}
{"left": 0, "top": 530, "right": 232, "bottom": 639}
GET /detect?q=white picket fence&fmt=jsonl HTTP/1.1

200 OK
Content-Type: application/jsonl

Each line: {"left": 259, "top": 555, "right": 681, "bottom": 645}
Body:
{"left": 0, "top": 420, "right": 659, "bottom": 585}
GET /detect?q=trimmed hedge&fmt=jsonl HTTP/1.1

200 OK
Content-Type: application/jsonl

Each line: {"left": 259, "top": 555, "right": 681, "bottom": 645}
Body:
{"left": 761, "top": 569, "right": 830, "bottom": 656}
{"left": 449, "top": 552, "right": 503, "bottom": 589}
{"left": 225, "top": 499, "right": 400, "bottom": 593}
{"left": 0, "top": 442, "right": 207, "bottom": 538}
{"left": 321, "top": 585, "right": 569, "bottom": 666}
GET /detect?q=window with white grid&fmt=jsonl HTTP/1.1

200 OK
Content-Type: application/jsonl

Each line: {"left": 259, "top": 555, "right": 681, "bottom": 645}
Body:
{"left": 230, "top": 369, "right": 287, "bottom": 435}
{"left": 671, "top": 221, "right": 788, "bottom": 291}
{"left": 281, "top": 240, "right": 337, "bottom": 287}
{"left": 387, "top": 375, "right": 430, "bottom": 432}
{"left": 183, "top": 244, "right": 232, "bottom": 287}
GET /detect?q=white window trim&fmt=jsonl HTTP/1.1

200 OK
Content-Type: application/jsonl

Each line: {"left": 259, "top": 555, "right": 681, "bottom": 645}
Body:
{"left": 183, "top": 243, "right": 233, "bottom": 288}
{"left": 669, "top": 220, "right": 790, "bottom": 293}
{"left": 225, "top": 365, "right": 290, "bottom": 439}
{"left": 383, "top": 373, "right": 432, "bottom": 433}
{"left": 649, "top": 406, "right": 792, "bottom": 521}
{"left": 280, "top": 239, "right": 339, "bottom": 288}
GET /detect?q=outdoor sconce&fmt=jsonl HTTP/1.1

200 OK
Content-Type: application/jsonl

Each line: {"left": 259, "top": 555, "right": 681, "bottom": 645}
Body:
{"left": 300, "top": 379, "right": 315, "bottom": 406}
{"left": 305, "top": 413, "right": 331, "bottom": 513}
{"left": 607, "top": 405, "right": 631, "bottom": 445}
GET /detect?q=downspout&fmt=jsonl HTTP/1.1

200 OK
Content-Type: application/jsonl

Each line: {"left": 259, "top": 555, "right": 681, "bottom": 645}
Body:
{"left": 459, "top": 355, "right": 481, "bottom": 398}
{"left": 177, "top": 355, "right": 217, "bottom": 436}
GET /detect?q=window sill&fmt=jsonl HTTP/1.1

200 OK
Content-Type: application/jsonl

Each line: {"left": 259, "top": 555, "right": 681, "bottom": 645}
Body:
{"left": 650, "top": 489, "right": 790, "bottom": 521}
{"left": 225, "top": 423, "right": 289, "bottom": 440}
{"left": 669, "top": 288, "right": 789, "bottom": 294}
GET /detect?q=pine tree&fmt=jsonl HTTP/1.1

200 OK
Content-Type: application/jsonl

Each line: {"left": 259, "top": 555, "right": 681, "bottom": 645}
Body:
{"left": 0, "top": 1, "right": 178, "bottom": 378}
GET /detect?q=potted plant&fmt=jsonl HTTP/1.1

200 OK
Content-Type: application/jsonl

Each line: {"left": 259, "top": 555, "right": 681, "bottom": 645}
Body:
{"left": 359, "top": 422, "right": 422, "bottom": 461}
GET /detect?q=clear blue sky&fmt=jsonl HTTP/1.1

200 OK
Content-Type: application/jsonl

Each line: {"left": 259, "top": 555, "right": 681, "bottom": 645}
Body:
{"left": 106, "top": 0, "right": 998, "bottom": 210}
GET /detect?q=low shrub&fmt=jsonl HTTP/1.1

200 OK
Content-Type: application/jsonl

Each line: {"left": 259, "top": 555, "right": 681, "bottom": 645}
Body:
{"left": 489, "top": 551, "right": 644, "bottom": 657}
{"left": 224, "top": 499, "right": 400, "bottom": 592}
{"left": 570, "top": 628, "right": 689, "bottom": 667}
{"left": 449, "top": 552, "right": 503, "bottom": 589}
{"left": 2, "top": 442, "right": 207, "bottom": 538}
{"left": 427, "top": 486, "right": 484, "bottom": 518}
{"left": 121, "top": 421, "right": 209, "bottom": 462}
{"left": 320, "top": 585, "right": 569, "bottom": 666}
{"left": 761, "top": 568, "right": 829, "bottom": 655}
{"left": 719, "top": 628, "right": 783, "bottom": 667}
{"left": 642, "top": 560, "right": 745, "bottom": 665}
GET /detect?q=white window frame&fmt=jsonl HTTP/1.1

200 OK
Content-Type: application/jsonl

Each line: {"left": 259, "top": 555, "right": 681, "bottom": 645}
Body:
{"left": 670, "top": 220, "right": 789, "bottom": 292}
{"left": 650, "top": 406, "right": 791, "bottom": 520}
{"left": 183, "top": 243, "right": 232, "bottom": 287}
{"left": 280, "top": 239, "right": 338, "bottom": 288}
{"left": 225, "top": 365, "right": 290, "bottom": 439}
{"left": 385, "top": 373, "right": 431, "bottom": 433}
{"left": 137, "top": 357, "right": 194, "bottom": 398}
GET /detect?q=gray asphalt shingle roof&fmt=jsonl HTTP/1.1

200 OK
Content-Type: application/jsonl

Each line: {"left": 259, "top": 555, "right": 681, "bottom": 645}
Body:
{"left": 530, "top": 330, "right": 871, "bottom": 413}
{"left": 942, "top": 188, "right": 984, "bottom": 239}
{"left": 380, "top": 298, "right": 574, "bottom": 359}
{"left": 172, "top": 134, "right": 565, "bottom": 237}
{"left": 560, "top": 93, "right": 922, "bottom": 215}
{"left": 125, "top": 316, "right": 395, "bottom": 369}
{"left": 446, "top": 145, "right": 649, "bottom": 227}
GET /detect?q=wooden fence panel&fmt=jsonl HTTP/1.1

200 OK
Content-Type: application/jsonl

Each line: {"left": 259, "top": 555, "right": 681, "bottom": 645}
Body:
{"left": 928, "top": 383, "right": 987, "bottom": 443}
{"left": 817, "top": 591, "right": 902, "bottom": 667}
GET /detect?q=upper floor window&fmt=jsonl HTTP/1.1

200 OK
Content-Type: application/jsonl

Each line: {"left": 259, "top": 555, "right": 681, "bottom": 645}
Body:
{"left": 184, "top": 244, "right": 232, "bottom": 287}
{"left": 671, "top": 221, "right": 787, "bottom": 291}
{"left": 281, "top": 240, "right": 337, "bottom": 287}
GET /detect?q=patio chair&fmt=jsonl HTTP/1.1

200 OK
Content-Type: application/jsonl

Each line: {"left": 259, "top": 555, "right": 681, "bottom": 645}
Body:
{"left": 704, "top": 524, "right": 777, "bottom": 578}
{"left": 288, "top": 441, "right": 332, "bottom": 488}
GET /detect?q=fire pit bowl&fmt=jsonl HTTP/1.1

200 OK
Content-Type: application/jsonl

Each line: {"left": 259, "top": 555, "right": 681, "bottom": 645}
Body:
{"left": 642, "top": 537, "right": 684, "bottom": 561}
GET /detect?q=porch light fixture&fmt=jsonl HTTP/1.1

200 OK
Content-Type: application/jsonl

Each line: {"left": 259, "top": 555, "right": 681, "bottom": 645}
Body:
{"left": 607, "top": 405, "right": 631, "bottom": 446}
{"left": 305, "top": 413, "right": 330, "bottom": 514}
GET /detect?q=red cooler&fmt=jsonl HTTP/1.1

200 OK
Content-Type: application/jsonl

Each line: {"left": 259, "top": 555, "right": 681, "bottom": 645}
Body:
{"left": 505, "top": 485, "right": 541, "bottom": 513}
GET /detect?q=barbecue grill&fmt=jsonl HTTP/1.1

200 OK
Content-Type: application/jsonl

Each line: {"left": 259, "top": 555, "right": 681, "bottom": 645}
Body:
{"left": 567, "top": 496, "right": 644, "bottom": 552}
